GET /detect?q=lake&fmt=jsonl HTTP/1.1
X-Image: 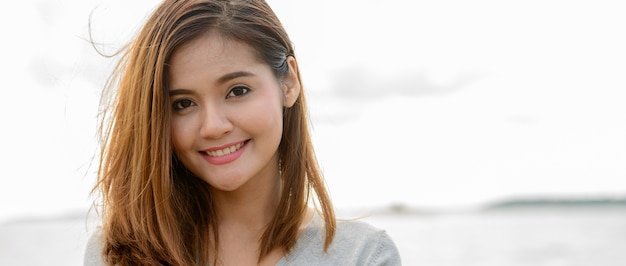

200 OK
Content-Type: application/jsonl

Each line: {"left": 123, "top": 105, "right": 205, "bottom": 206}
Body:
{"left": 361, "top": 207, "right": 626, "bottom": 266}
{"left": 1, "top": 207, "right": 624, "bottom": 265}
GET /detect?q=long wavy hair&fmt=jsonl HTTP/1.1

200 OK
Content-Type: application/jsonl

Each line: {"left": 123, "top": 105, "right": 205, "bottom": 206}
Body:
{"left": 92, "top": 0, "right": 335, "bottom": 265}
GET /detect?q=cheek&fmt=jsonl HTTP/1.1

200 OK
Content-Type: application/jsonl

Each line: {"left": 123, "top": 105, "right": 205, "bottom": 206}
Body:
{"left": 170, "top": 117, "right": 195, "bottom": 153}
{"left": 247, "top": 97, "right": 284, "bottom": 132}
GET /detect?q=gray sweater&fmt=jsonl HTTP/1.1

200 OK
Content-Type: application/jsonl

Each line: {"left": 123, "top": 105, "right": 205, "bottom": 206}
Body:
{"left": 84, "top": 215, "right": 402, "bottom": 265}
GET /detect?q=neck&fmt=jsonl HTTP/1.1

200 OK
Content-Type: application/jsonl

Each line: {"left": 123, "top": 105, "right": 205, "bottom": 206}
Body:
{"left": 211, "top": 160, "right": 282, "bottom": 231}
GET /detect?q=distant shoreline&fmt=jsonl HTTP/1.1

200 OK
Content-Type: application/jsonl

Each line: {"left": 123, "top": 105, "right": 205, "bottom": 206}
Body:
{"left": 4, "top": 196, "right": 626, "bottom": 225}
{"left": 347, "top": 196, "right": 626, "bottom": 216}
{"left": 483, "top": 197, "right": 626, "bottom": 210}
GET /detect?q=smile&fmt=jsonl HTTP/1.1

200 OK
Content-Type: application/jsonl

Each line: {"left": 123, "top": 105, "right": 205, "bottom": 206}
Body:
{"left": 201, "top": 140, "right": 249, "bottom": 165}
{"left": 204, "top": 141, "right": 245, "bottom": 157}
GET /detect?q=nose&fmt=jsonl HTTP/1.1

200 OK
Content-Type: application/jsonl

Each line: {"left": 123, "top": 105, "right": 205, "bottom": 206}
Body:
{"left": 199, "top": 103, "right": 233, "bottom": 139}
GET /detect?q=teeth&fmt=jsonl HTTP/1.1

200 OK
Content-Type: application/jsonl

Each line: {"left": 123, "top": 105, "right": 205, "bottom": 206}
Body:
{"left": 206, "top": 143, "right": 243, "bottom": 157}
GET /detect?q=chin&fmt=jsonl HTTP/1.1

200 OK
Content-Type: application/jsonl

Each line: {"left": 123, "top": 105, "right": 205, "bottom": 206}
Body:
{"left": 202, "top": 175, "right": 248, "bottom": 192}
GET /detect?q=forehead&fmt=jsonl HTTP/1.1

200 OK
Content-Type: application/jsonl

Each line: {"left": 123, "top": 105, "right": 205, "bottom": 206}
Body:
{"left": 169, "top": 32, "right": 259, "bottom": 68}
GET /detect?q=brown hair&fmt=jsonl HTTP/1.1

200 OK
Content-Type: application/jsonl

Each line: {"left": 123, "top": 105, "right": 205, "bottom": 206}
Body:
{"left": 93, "top": 0, "right": 335, "bottom": 265}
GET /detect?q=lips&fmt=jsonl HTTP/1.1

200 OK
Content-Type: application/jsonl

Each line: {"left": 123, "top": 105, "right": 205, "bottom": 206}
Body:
{"left": 200, "top": 140, "right": 249, "bottom": 165}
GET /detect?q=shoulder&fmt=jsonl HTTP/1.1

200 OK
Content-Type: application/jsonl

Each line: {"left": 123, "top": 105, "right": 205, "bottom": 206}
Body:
{"left": 84, "top": 228, "right": 107, "bottom": 266}
{"left": 332, "top": 219, "right": 402, "bottom": 265}
{"left": 280, "top": 216, "right": 402, "bottom": 265}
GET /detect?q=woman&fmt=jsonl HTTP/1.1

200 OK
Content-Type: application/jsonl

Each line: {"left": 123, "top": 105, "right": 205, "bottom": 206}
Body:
{"left": 85, "top": 0, "right": 401, "bottom": 265}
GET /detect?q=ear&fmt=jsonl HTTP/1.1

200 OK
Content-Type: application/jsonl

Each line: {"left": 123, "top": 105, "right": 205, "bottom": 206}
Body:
{"left": 281, "top": 56, "right": 301, "bottom": 108}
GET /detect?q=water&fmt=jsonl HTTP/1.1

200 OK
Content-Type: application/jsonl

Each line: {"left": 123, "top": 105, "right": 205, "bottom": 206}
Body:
{"left": 361, "top": 207, "right": 626, "bottom": 266}
{"left": 1, "top": 208, "right": 624, "bottom": 265}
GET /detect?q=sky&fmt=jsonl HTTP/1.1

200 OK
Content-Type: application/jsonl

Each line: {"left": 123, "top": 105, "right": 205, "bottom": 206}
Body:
{"left": 1, "top": 0, "right": 625, "bottom": 222}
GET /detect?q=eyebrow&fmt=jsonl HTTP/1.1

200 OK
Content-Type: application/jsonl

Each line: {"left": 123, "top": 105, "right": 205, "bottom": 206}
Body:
{"left": 169, "top": 88, "right": 194, "bottom": 96}
{"left": 169, "top": 71, "right": 255, "bottom": 96}
{"left": 215, "top": 71, "right": 255, "bottom": 86}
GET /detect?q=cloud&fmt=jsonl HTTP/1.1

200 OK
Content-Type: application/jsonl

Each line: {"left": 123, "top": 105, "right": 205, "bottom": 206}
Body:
{"left": 28, "top": 55, "right": 68, "bottom": 87}
{"left": 329, "top": 66, "right": 480, "bottom": 99}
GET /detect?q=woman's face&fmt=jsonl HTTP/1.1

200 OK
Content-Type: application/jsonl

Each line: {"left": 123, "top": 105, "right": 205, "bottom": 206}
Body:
{"left": 168, "top": 33, "right": 299, "bottom": 192}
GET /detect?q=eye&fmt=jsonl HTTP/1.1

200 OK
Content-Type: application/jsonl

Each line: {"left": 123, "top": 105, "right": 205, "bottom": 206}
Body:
{"left": 226, "top": 85, "right": 250, "bottom": 98}
{"left": 172, "top": 99, "right": 195, "bottom": 111}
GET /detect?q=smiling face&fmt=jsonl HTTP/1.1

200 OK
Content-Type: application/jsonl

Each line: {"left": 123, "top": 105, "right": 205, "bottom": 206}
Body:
{"left": 168, "top": 32, "right": 300, "bottom": 193}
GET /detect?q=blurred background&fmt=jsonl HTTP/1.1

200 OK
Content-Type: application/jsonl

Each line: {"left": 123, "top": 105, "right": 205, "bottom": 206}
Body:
{"left": 1, "top": 0, "right": 625, "bottom": 265}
